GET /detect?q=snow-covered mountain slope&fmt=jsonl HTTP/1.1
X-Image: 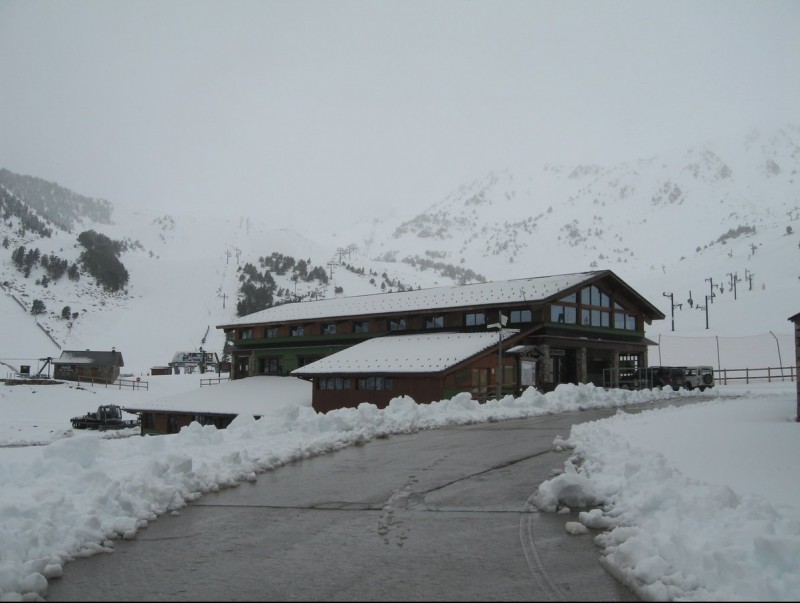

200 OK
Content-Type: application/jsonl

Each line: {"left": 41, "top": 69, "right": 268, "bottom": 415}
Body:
{"left": 365, "top": 126, "right": 798, "bottom": 278}
{"left": 1, "top": 125, "right": 798, "bottom": 374}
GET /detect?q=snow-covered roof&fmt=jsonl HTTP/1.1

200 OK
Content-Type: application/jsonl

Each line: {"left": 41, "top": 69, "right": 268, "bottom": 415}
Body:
{"left": 122, "top": 375, "right": 311, "bottom": 415}
{"left": 219, "top": 270, "right": 603, "bottom": 328}
{"left": 291, "top": 330, "right": 519, "bottom": 375}
{"left": 52, "top": 350, "right": 124, "bottom": 366}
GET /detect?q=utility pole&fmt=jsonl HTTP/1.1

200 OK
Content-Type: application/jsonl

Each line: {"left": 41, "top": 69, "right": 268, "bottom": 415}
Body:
{"left": 663, "top": 292, "right": 682, "bottom": 332}
{"left": 687, "top": 290, "right": 694, "bottom": 308}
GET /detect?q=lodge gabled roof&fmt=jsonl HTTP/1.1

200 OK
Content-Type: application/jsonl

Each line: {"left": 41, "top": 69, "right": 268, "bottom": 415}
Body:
{"left": 218, "top": 269, "right": 664, "bottom": 329}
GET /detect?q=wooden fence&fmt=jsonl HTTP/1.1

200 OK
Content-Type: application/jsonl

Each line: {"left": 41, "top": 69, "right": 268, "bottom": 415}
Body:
{"left": 715, "top": 366, "right": 797, "bottom": 385}
{"left": 75, "top": 376, "right": 149, "bottom": 390}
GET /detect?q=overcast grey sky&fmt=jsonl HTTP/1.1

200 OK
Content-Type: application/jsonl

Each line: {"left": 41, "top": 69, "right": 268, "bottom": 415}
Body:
{"left": 1, "top": 0, "right": 798, "bottom": 230}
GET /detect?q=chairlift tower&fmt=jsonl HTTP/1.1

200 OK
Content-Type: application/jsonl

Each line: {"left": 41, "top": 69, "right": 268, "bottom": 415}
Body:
{"left": 662, "top": 292, "right": 682, "bottom": 332}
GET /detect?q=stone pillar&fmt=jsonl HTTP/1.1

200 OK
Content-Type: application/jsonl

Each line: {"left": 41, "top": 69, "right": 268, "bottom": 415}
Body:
{"left": 611, "top": 350, "right": 620, "bottom": 388}
{"left": 537, "top": 344, "right": 551, "bottom": 388}
{"left": 577, "top": 347, "right": 588, "bottom": 384}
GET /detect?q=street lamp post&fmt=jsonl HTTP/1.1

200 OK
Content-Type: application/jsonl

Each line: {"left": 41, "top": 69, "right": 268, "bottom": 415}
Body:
{"left": 488, "top": 312, "right": 508, "bottom": 399}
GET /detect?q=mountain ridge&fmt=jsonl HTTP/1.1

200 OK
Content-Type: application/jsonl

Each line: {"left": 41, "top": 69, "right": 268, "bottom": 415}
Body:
{"left": 1, "top": 123, "right": 798, "bottom": 373}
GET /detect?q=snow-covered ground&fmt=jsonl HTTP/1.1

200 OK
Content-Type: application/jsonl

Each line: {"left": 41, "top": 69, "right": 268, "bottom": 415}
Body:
{"left": 0, "top": 373, "right": 797, "bottom": 601}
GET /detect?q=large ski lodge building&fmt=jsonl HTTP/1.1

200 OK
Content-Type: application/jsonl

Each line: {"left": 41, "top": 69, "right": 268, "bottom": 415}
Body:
{"left": 217, "top": 270, "right": 665, "bottom": 413}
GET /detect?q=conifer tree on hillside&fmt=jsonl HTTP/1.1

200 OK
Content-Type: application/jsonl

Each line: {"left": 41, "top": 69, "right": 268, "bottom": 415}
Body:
{"left": 30, "top": 299, "right": 46, "bottom": 315}
{"left": 76, "top": 230, "right": 129, "bottom": 292}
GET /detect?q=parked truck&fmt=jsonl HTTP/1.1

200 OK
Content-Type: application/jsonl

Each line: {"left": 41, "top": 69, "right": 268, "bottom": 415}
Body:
{"left": 679, "top": 366, "right": 715, "bottom": 391}
{"left": 70, "top": 405, "right": 140, "bottom": 430}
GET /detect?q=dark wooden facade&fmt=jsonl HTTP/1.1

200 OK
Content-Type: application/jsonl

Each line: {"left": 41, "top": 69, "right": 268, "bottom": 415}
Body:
{"left": 790, "top": 312, "right": 800, "bottom": 422}
{"left": 217, "top": 270, "right": 664, "bottom": 411}
{"left": 307, "top": 336, "right": 523, "bottom": 413}
{"left": 137, "top": 410, "right": 239, "bottom": 435}
{"left": 312, "top": 374, "right": 442, "bottom": 413}
{"left": 52, "top": 349, "right": 124, "bottom": 383}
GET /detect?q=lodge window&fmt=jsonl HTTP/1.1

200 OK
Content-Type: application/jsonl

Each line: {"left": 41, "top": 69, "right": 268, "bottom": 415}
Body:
{"left": 465, "top": 312, "right": 486, "bottom": 327}
{"left": 581, "top": 308, "right": 610, "bottom": 327}
{"left": 509, "top": 309, "right": 532, "bottom": 323}
{"left": 266, "top": 327, "right": 278, "bottom": 338}
{"left": 425, "top": 315, "right": 444, "bottom": 329}
{"left": 551, "top": 292, "right": 578, "bottom": 324}
{"left": 240, "top": 328, "right": 253, "bottom": 340}
{"left": 318, "top": 377, "right": 351, "bottom": 390}
{"left": 389, "top": 318, "right": 406, "bottom": 332}
{"left": 550, "top": 304, "right": 577, "bottom": 324}
{"left": 259, "top": 357, "right": 282, "bottom": 375}
{"left": 455, "top": 368, "right": 489, "bottom": 387}
{"left": 613, "top": 302, "right": 638, "bottom": 331}
{"left": 574, "top": 285, "right": 612, "bottom": 327}
{"left": 290, "top": 325, "right": 305, "bottom": 337}
{"left": 322, "top": 323, "right": 337, "bottom": 335}
{"left": 581, "top": 285, "right": 610, "bottom": 307}
{"left": 614, "top": 312, "right": 637, "bottom": 330}
{"left": 357, "top": 376, "right": 394, "bottom": 390}
{"left": 354, "top": 321, "right": 370, "bottom": 334}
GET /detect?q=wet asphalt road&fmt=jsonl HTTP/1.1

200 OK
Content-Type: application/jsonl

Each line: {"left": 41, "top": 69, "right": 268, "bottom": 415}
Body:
{"left": 45, "top": 399, "right": 704, "bottom": 601}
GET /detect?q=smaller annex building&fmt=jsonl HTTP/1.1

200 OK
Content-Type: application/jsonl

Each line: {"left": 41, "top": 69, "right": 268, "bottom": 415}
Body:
{"left": 52, "top": 349, "right": 124, "bottom": 383}
{"left": 292, "top": 330, "right": 522, "bottom": 412}
{"left": 217, "top": 269, "right": 666, "bottom": 413}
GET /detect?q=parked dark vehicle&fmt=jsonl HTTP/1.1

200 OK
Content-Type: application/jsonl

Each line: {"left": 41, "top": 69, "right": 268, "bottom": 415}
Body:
{"left": 615, "top": 366, "right": 685, "bottom": 391}
{"left": 70, "top": 405, "right": 140, "bottom": 430}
